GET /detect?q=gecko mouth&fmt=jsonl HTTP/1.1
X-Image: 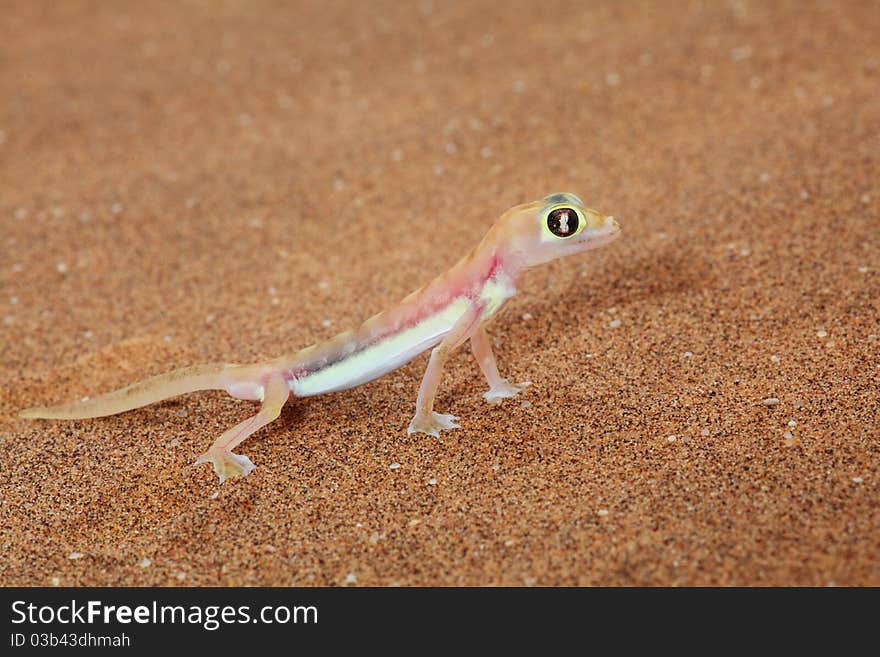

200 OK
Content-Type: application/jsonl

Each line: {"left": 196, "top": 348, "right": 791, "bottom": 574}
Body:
{"left": 577, "top": 216, "right": 621, "bottom": 250}
{"left": 587, "top": 232, "right": 620, "bottom": 249}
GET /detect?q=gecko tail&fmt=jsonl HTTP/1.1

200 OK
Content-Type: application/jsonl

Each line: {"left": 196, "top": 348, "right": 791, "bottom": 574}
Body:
{"left": 19, "top": 363, "right": 233, "bottom": 420}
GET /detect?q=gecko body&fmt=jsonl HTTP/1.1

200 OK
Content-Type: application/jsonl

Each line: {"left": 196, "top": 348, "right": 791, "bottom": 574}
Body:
{"left": 283, "top": 257, "right": 512, "bottom": 396}
{"left": 21, "top": 193, "right": 621, "bottom": 483}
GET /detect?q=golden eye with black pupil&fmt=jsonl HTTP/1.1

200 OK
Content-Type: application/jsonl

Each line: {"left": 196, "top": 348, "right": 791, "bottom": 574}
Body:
{"left": 547, "top": 207, "right": 579, "bottom": 237}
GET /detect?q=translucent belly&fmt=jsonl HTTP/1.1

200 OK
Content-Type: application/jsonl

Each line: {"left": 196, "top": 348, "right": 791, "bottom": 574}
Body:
{"left": 289, "top": 297, "right": 470, "bottom": 397}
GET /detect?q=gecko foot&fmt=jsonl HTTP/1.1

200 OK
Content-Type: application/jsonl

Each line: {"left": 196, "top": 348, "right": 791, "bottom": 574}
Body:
{"left": 407, "top": 411, "right": 460, "bottom": 437}
{"left": 195, "top": 449, "right": 256, "bottom": 484}
{"left": 483, "top": 380, "right": 531, "bottom": 404}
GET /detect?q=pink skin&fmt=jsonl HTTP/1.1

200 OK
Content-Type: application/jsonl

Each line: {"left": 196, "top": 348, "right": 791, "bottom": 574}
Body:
{"left": 20, "top": 193, "right": 621, "bottom": 483}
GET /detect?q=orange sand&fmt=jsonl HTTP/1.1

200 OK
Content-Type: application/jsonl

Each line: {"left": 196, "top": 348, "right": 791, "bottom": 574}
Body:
{"left": 1, "top": 1, "right": 878, "bottom": 585}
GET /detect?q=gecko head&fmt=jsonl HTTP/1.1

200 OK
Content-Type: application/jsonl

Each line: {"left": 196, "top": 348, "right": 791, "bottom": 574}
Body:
{"left": 495, "top": 192, "right": 621, "bottom": 268}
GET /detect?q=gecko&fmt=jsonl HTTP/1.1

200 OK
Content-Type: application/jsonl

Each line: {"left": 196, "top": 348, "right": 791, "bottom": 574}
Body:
{"left": 20, "top": 193, "right": 621, "bottom": 483}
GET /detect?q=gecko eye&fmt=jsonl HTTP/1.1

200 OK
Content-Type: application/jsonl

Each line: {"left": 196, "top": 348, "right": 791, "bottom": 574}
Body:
{"left": 547, "top": 207, "right": 580, "bottom": 238}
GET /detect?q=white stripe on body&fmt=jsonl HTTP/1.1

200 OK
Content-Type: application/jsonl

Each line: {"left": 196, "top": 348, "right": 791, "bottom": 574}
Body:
{"left": 290, "top": 297, "right": 472, "bottom": 397}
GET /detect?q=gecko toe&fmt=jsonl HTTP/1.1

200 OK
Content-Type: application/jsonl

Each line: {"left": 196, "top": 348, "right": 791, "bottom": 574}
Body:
{"left": 408, "top": 411, "right": 460, "bottom": 436}
{"left": 196, "top": 449, "right": 256, "bottom": 483}
{"left": 483, "top": 379, "right": 531, "bottom": 404}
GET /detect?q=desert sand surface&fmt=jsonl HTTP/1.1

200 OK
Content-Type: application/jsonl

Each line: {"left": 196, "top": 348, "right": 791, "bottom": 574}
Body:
{"left": 1, "top": 1, "right": 878, "bottom": 586}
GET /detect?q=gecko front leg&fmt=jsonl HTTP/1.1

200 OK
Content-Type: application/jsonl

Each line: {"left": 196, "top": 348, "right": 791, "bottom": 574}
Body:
{"left": 408, "top": 302, "right": 482, "bottom": 437}
{"left": 470, "top": 326, "right": 531, "bottom": 403}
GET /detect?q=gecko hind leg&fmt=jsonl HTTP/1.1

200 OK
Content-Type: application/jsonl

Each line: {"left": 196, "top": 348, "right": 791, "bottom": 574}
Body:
{"left": 196, "top": 372, "right": 290, "bottom": 483}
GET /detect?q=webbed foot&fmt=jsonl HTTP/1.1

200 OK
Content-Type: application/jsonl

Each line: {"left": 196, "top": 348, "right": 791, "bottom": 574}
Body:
{"left": 483, "top": 379, "right": 531, "bottom": 404}
{"left": 195, "top": 449, "right": 256, "bottom": 484}
{"left": 407, "top": 411, "right": 460, "bottom": 437}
